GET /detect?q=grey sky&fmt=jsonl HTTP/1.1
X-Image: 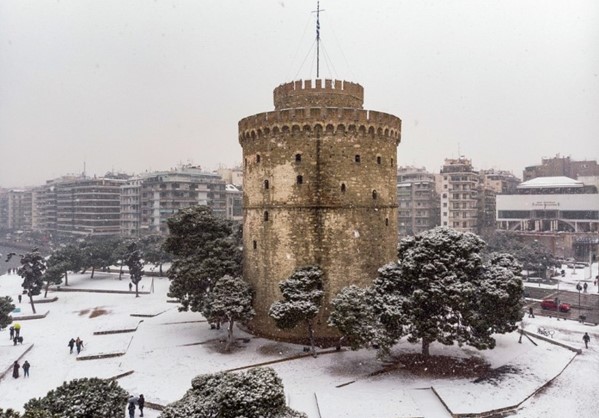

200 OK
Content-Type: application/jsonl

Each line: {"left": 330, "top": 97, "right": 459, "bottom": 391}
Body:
{"left": 1, "top": 0, "right": 598, "bottom": 188}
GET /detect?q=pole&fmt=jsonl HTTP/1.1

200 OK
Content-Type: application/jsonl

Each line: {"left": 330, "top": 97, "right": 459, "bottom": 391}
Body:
{"left": 316, "top": 1, "right": 320, "bottom": 78}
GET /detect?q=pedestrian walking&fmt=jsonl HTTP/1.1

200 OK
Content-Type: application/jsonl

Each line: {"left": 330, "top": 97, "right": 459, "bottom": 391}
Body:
{"left": 23, "top": 360, "right": 30, "bottom": 378}
{"left": 12, "top": 361, "right": 20, "bottom": 379}
{"left": 583, "top": 282, "right": 588, "bottom": 293}
{"left": 583, "top": 332, "right": 591, "bottom": 349}
{"left": 528, "top": 307, "right": 535, "bottom": 318}
{"left": 17, "top": 294, "right": 22, "bottom": 303}
{"left": 9, "top": 326, "right": 14, "bottom": 340}
{"left": 138, "top": 394, "right": 145, "bottom": 417}
{"left": 129, "top": 282, "right": 133, "bottom": 292}
{"left": 75, "top": 337, "right": 84, "bottom": 354}
{"left": 14, "top": 323, "right": 21, "bottom": 338}
{"left": 128, "top": 401, "right": 135, "bottom": 418}
{"left": 68, "top": 338, "right": 75, "bottom": 354}
{"left": 13, "top": 336, "right": 18, "bottom": 346}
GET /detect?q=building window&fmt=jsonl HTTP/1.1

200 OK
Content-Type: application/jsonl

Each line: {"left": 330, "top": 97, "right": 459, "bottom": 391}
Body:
{"left": 341, "top": 183, "right": 346, "bottom": 193}
{"left": 355, "top": 155, "right": 361, "bottom": 163}
{"left": 443, "top": 221, "right": 447, "bottom": 226}
{"left": 443, "top": 202, "right": 447, "bottom": 207}
{"left": 376, "top": 156, "right": 382, "bottom": 165}
{"left": 385, "top": 218, "right": 389, "bottom": 226}
{"left": 256, "top": 154, "right": 261, "bottom": 163}
{"left": 372, "top": 190, "right": 377, "bottom": 200}
{"left": 264, "top": 179, "right": 269, "bottom": 189}
{"left": 264, "top": 211, "right": 269, "bottom": 221}
{"left": 391, "top": 158, "right": 393, "bottom": 166}
{"left": 253, "top": 240, "right": 257, "bottom": 250}
{"left": 244, "top": 158, "right": 247, "bottom": 167}
{"left": 295, "top": 153, "right": 302, "bottom": 162}
{"left": 297, "top": 175, "right": 303, "bottom": 185}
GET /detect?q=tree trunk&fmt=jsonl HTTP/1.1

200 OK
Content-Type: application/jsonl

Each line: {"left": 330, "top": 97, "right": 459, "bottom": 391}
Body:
{"left": 91, "top": 266, "right": 95, "bottom": 278}
{"left": 135, "top": 282, "right": 139, "bottom": 298}
{"left": 307, "top": 320, "right": 317, "bottom": 358}
{"left": 119, "top": 262, "right": 124, "bottom": 280}
{"left": 64, "top": 269, "right": 69, "bottom": 286}
{"left": 29, "top": 293, "right": 36, "bottom": 315}
{"left": 225, "top": 318, "right": 234, "bottom": 352}
{"left": 159, "top": 262, "right": 163, "bottom": 276}
{"left": 44, "top": 281, "right": 50, "bottom": 298}
{"left": 422, "top": 339, "right": 431, "bottom": 356}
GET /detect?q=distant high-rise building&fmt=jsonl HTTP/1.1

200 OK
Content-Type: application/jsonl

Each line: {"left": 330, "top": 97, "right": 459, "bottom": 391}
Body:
{"left": 439, "top": 158, "right": 480, "bottom": 233}
{"left": 523, "top": 155, "right": 599, "bottom": 181}
{"left": 480, "top": 169, "right": 521, "bottom": 194}
{"left": 139, "top": 166, "right": 227, "bottom": 235}
{"left": 5, "top": 189, "right": 33, "bottom": 231}
{"left": 397, "top": 167, "right": 440, "bottom": 236}
{"left": 120, "top": 177, "right": 142, "bottom": 236}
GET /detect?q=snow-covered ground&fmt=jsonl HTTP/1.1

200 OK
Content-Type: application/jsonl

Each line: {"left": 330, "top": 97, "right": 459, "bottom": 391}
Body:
{"left": 0, "top": 268, "right": 597, "bottom": 417}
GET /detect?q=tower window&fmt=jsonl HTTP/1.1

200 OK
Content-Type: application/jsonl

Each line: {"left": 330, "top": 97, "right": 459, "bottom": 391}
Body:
{"left": 253, "top": 240, "right": 257, "bottom": 250}
{"left": 355, "top": 155, "right": 361, "bottom": 163}
{"left": 341, "top": 183, "right": 346, "bottom": 193}
{"left": 295, "top": 153, "right": 302, "bottom": 162}
{"left": 297, "top": 175, "right": 303, "bottom": 185}
{"left": 244, "top": 158, "right": 247, "bottom": 167}
{"left": 391, "top": 158, "right": 394, "bottom": 166}
{"left": 264, "top": 211, "right": 269, "bottom": 221}
{"left": 256, "top": 154, "right": 261, "bottom": 163}
{"left": 385, "top": 218, "right": 389, "bottom": 226}
{"left": 376, "top": 156, "right": 382, "bottom": 165}
{"left": 372, "top": 190, "right": 377, "bottom": 200}
{"left": 264, "top": 179, "right": 269, "bottom": 189}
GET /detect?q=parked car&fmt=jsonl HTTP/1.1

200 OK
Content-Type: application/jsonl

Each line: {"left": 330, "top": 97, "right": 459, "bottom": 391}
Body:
{"left": 540, "top": 299, "right": 571, "bottom": 313}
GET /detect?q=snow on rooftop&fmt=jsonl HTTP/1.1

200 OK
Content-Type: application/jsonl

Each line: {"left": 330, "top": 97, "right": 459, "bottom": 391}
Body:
{"left": 517, "top": 176, "right": 583, "bottom": 189}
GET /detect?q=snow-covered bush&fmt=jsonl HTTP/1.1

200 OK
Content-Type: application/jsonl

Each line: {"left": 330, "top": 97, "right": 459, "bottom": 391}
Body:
{"left": 22, "top": 377, "right": 128, "bottom": 418}
{"left": 159, "top": 368, "right": 306, "bottom": 418}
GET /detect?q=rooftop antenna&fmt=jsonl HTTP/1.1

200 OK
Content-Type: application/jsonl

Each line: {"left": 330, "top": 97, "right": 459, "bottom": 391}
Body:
{"left": 312, "top": 1, "right": 325, "bottom": 78}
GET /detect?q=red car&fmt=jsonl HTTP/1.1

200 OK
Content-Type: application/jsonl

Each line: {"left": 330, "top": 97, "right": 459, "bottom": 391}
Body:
{"left": 540, "top": 299, "right": 571, "bottom": 313}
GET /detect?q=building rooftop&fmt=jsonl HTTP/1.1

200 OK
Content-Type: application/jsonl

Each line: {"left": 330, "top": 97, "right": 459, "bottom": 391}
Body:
{"left": 517, "top": 176, "right": 583, "bottom": 189}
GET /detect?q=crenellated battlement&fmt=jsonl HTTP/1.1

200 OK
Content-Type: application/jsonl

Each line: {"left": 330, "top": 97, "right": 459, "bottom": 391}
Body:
{"left": 238, "top": 107, "right": 401, "bottom": 144}
{"left": 274, "top": 79, "right": 364, "bottom": 110}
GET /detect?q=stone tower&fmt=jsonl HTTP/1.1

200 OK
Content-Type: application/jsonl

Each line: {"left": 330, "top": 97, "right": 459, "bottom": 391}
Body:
{"left": 239, "top": 79, "right": 401, "bottom": 344}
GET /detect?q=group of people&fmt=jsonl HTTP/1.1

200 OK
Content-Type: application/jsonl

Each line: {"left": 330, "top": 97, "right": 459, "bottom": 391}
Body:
{"left": 128, "top": 394, "right": 145, "bottom": 418}
{"left": 9, "top": 324, "right": 23, "bottom": 345}
{"left": 6, "top": 267, "right": 18, "bottom": 275}
{"left": 68, "top": 337, "right": 84, "bottom": 354}
{"left": 11, "top": 360, "right": 30, "bottom": 378}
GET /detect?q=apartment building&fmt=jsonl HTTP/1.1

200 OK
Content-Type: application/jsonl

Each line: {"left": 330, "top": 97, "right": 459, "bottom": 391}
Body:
{"left": 439, "top": 158, "right": 479, "bottom": 233}
{"left": 139, "top": 166, "right": 227, "bottom": 234}
{"left": 120, "top": 178, "right": 142, "bottom": 236}
{"left": 523, "top": 155, "right": 599, "bottom": 181}
{"left": 397, "top": 167, "right": 440, "bottom": 236}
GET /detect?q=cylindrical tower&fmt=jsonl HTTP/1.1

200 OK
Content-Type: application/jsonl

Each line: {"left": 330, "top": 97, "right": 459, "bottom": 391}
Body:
{"left": 239, "top": 79, "right": 401, "bottom": 345}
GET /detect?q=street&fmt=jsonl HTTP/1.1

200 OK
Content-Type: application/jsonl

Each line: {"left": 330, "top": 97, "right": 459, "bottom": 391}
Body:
{"left": 526, "top": 287, "right": 599, "bottom": 325}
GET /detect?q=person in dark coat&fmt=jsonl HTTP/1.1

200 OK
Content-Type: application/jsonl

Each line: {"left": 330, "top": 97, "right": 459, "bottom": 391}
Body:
{"left": 23, "top": 360, "right": 30, "bottom": 378}
{"left": 583, "top": 332, "right": 591, "bottom": 349}
{"left": 128, "top": 400, "right": 135, "bottom": 418}
{"left": 138, "top": 394, "right": 145, "bottom": 417}
{"left": 9, "top": 326, "right": 14, "bottom": 340}
{"left": 68, "top": 338, "right": 76, "bottom": 354}
{"left": 12, "top": 361, "right": 20, "bottom": 379}
{"left": 75, "top": 337, "right": 84, "bottom": 354}
{"left": 18, "top": 294, "right": 22, "bottom": 303}
{"left": 13, "top": 336, "right": 18, "bottom": 346}
{"left": 528, "top": 307, "right": 534, "bottom": 318}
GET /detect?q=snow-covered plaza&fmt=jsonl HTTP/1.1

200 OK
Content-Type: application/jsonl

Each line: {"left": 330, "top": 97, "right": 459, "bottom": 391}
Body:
{"left": 0, "top": 267, "right": 597, "bottom": 418}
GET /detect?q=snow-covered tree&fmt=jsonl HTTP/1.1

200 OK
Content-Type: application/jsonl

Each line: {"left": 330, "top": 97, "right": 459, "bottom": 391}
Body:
{"left": 203, "top": 275, "right": 255, "bottom": 351}
{"left": 7, "top": 250, "right": 46, "bottom": 314}
{"left": 23, "top": 377, "right": 128, "bottom": 418}
{"left": 139, "top": 234, "right": 170, "bottom": 276}
{"left": 159, "top": 368, "right": 306, "bottom": 418}
{"left": 0, "top": 409, "right": 21, "bottom": 418}
{"left": 165, "top": 206, "right": 242, "bottom": 314}
{"left": 80, "top": 237, "right": 119, "bottom": 279}
{"left": 46, "top": 244, "right": 83, "bottom": 286}
{"left": 269, "top": 266, "right": 324, "bottom": 357}
{"left": 124, "top": 241, "right": 144, "bottom": 297}
{"left": 0, "top": 296, "right": 15, "bottom": 329}
{"left": 396, "top": 226, "right": 523, "bottom": 355}
{"left": 41, "top": 264, "right": 63, "bottom": 298}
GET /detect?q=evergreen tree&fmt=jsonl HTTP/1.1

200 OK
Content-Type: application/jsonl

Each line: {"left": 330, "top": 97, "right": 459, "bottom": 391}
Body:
{"left": 80, "top": 237, "right": 119, "bottom": 278}
{"left": 140, "top": 234, "right": 170, "bottom": 276}
{"left": 124, "top": 241, "right": 144, "bottom": 297}
{"left": 23, "top": 378, "right": 128, "bottom": 418}
{"left": 395, "top": 227, "right": 523, "bottom": 355}
{"left": 269, "top": 266, "right": 324, "bottom": 357}
{"left": 0, "top": 296, "right": 15, "bottom": 329}
{"left": 204, "top": 275, "right": 255, "bottom": 351}
{"left": 165, "top": 206, "right": 242, "bottom": 314}
{"left": 159, "top": 368, "right": 306, "bottom": 418}
{"left": 41, "top": 263, "right": 63, "bottom": 298}
{"left": 112, "top": 238, "right": 135, "bottom": 280}
{"left": 0, "top": 409, "right": 21, "bottom": 418}
{"left": 46, "top": 244, "right": 82, "bottom": 286}
{"left": 7, "top": 250, "right": 46, "bottom": 314}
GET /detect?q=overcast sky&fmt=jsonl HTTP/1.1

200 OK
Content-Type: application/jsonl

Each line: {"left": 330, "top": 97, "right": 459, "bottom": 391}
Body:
{"left": 1, "top": 0, "right": 598, "bottom": 188}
